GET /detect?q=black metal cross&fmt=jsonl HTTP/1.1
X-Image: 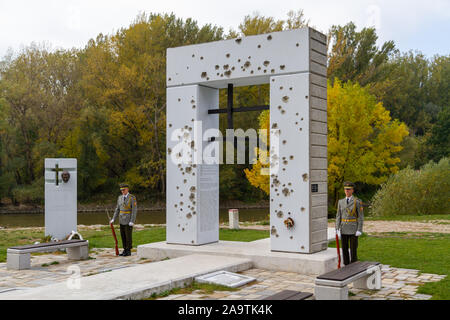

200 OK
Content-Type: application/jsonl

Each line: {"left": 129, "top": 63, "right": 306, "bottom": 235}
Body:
{"left": 51, "top": 164, "right": 63, "bottom": 186}
{"left": 208, "top": 84, "right": 269, "bottom": 145}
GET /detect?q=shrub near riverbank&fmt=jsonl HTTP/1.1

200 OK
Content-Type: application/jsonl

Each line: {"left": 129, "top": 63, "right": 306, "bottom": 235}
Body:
{"left": 371, "top": 158, "right": 450, "bottom": 217}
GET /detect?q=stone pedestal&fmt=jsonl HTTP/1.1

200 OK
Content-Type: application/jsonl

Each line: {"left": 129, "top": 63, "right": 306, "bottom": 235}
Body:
{"left": 228, "top": 209, "right": 239, "bottom": 229}
{"left": 44, "top": 158, "right": 77, "bottom": 240}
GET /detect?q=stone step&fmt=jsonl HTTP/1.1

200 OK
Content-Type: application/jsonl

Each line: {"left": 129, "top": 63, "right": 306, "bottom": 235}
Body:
{"left": 0, "top": 254, "right": 252, "bottom": 300}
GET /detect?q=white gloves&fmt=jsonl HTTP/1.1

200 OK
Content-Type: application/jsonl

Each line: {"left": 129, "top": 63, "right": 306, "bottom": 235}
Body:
{"left": 336, "top": 229, "right": 341, "bottom": 238}
{"left": 109, "top": 219, "right": 114, "bottom": 224}
{"left": 355, "top": 231, "right": 362, "bottom": 237}
{"left": 129, "top": 222, "right": 134, "bottom": 227}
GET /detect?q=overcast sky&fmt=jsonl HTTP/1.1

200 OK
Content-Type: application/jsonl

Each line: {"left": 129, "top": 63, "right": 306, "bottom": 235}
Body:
{"left": 0, "top": 0, "right": 449, "bottom": 59}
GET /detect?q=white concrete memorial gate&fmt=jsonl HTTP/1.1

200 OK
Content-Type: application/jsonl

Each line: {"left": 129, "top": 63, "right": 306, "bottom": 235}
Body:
{"left": 44, "top": 158, "right": 77, "bottom": 240}
{"left": 166, "top": 28, "right": 328, "bottom": 253}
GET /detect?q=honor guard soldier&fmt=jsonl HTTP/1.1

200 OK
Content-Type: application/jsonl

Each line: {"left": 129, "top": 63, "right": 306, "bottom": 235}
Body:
{"left": 336, "top": 181, "right": 364, "bottom": 265}
{"left": 110, "top": 183, "right": 137, "bottom": 256}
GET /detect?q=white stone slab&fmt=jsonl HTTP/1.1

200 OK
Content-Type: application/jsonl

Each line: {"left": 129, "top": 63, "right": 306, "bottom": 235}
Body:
{"left": 138, "top": 238, "right": 337, "bottom": 275}
{"left": 167, "top": 28, "right": 314, "bottom": 88}
{"left": 45, "top": 158, "right": 77, "bottom": 240}
{"left": 195, "top": 270, "right": 255, "bottom": 288}
{"left": 0, "top": 254, "right": 252, "bottom": 300}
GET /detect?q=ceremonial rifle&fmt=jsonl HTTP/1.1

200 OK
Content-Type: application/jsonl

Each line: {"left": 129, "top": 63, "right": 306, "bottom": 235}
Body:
{"left": 106, "top": 209, "right": 119, "bottom": 256}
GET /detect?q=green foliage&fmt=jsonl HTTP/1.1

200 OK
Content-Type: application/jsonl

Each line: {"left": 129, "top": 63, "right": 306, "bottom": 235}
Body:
{"left": 371, "top": 158, "right": 450, "bottom": 216}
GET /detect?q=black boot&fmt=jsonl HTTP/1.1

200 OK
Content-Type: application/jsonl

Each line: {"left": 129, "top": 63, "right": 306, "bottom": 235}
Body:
{"left": 119, "top": 250, "right": 126, "bottom": 256}
{"left": 124, "top": 250, "right": 131, "bottom": 256}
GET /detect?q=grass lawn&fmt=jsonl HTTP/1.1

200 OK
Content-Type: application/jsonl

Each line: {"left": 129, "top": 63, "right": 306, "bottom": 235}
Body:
{"left": 0, "top": 226, "right": 269, "bottom": 263}
{"left": 329, "top": 232, "right": 450, "bottom": 300}
{"left": 329, "top": 213, "right": 450, "bottom": 223}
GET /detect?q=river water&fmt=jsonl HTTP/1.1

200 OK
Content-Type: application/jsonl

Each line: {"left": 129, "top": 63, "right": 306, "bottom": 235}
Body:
{"left": 0, "top": 208, "right": 269, "bottom": 228}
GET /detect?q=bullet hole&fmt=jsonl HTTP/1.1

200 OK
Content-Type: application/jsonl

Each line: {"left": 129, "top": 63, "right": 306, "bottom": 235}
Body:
{"left": 190, "top": 141, "right": 195, "bottom": 148}
{"left": 235, "top": 38, "right": 242, "bottom": 44}
{"left": 206, "top": 77, "right": 210, "bottom": 80}
{"left": 263, "top": 60, "right": 270, "bottom": 66}
{"left": 288, "top": 182, "right": 292, "bottom": 186}
{"left": 192, "top": 211, "right": 196, "bottom": 215}
{"left": 192, "top": 164, "right": 197, "bottom": 168}
{"left": 271, "top": 226, "right": 277, "bottom": 235}
{"left": 178, "top": 224, "right": 180, "bottom": 227}
{"left": 272, "top": 123, "right": 278, "bottom": 129}
{"left": 302, "top": 173, "right": 308, "bottom": 181}
{"left": 282, "top": 96, "right": 289, "bottom": 102}
{"left": 168, "top": 77, "right": 171, "bottom": 81}
{"left": 295, "top": 122, "right": 298, "bottom": 125}
{"left": 290, "top": 156, "right": 294, "bottom": 160}
{"left": 244, "top": 61, "right": 251, "bottom": 68}
{"left": 280, "top": 65, "right": 285, "bottom": 70}
{"left": 299, "top": 128, "right": 303, "bottom": 131}
{"left": 201, "top": 72, "right": 207, "bottom": 78}
{"left": 215, "top": 65, "right": 220, "bottom": 70}
{"left": 267, "top": 35, "right": 272, "bottom": 40}
{"left": 296, "top": 43, "right": 299, "bottom": 47}
{"left": 185, "top": 167, "right": 192, "bottom": 174}
{"left": 277, "top": 211, "right": 284, "bottom": 218}
{"left": 296, "top": 112, "right": 299, "bottom": 116}
{"left": 282, "top": 188, "right": 290, "bottom": 196}
{"left": 257, "top": 44, "right": 261, "bottom": 48}
{"left": 248, "top": 56, "right": 251, "bottom": 59}
{"left": 278, "top": 105, "right": 282, "bottom": 110}
{"left": 301, "top": 245, "right": 305, "bottom": 250}
{"left": 289, "top": 87, "right": 293, "bottom": 90}
{"left": 183, "top": 179, "right": 187, "bottom": 184}
{"left": 258, "top": 67, "right": 261, "bottom": 70}
{"left": 192, "top": 105, "right": 196, "bottom": 109}
{"left": 273, "top": 178, "right": 280, "bottom": 186}
{"left": 290, "top": 236, "right": 293, "bottom": 240}
{"left": 280, "top": 86, "right": 283, "bottom": 90}
{"left": 283, "top": 140, "right": 287, "bottom": 144}
{"left": 224, "top": 70, "right": 231, "bottom": 77}
{"left": 238, "top": 59, "right": 241, "bottom": 62}
{"left": 282, "top": 168, "right": 286, "bottom": 171}
{"left": 279, "top": 203, "right": 283, "bottom": 207}
{"left": 305, "top": 95, "right": 309, "bottom": 99}
{"left": 178, "top": 98, "right": 181, "bottom": 102}
{"left": 220, "top": 74, "right": 223, "bottom": 77}
{"left": 231, "top": 66, "right": 235, "bottom": 71}
{"left": 226, "top": 53, "right": 230, "bottom": 58}
{"left": 168, "top": 148, "right": 172, "bottom": 154}
{"left": 174, "top": 204, "right": 178, "bottom": 208}
{"left": 186, "top": 213, "right": 192, "bottom": 219}
{"left": 301, "top": 118, "right": 304, "bottom": 121}
{"left": 250, "top": 70, "right": 254, "bottom": 74}
{"left": 223, "top": 64, "right": 229, "bottom": 69}
{"left": 176, "top": 186, "right": 179, "bottom": 190}
{"left": 180, "top": 193, "right": 183, "bottom": 197}
{"left": 281, "top": 110, "right": 286, "bottom": 114}
{"left": 271, "top": 69, "right": 275, "bottom": 73}
{"left": 191, "top": 240, "right": 194, "bottom": 244}
{"left": 189, "top": 193, "right": 195, "bottom": 201}
{"left": 200, "top": 56, "right": 204, "bottom": 60}
{"left": 180, "top": 201, "right": 184, "bottom": 206}
{"left": 182, "top": 228, "right": 185, "bottom": 231}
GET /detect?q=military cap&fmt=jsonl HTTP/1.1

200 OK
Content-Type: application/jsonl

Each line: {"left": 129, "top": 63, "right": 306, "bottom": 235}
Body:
{"left": 343, "top": 181, "right": 355, "bottom": 189}
{"left": 119, "top": 183, "right": 129, "bottom": 190}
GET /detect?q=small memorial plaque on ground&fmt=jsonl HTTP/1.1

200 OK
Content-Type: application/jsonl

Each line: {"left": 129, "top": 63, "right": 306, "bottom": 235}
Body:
{"left": 195, "top": 270, "right": 255, "bottom": 288}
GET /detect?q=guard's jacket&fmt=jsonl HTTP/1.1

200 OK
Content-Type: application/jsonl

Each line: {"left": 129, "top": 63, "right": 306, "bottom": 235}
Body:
{"left": 112, "top": 193, "right": 137, "bottom": 225}
{"left": 336, "top": 196, "right": 363, "bottom": 235}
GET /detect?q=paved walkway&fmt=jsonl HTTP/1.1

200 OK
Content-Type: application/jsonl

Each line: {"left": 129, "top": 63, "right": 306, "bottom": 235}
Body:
{"left": 159, "top": 266, "right": 446, "bottom": 300}
{"left": 0, "top": 249, "right": 445, "bottom": 300}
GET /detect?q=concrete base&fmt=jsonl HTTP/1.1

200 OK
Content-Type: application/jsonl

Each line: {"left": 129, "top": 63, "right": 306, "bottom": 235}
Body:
{"left": 67, "top": 245, "right": 89, "bottom": 260}
{"left": 138, "top": 238, "right": 337, "bottom": 275}
{"left": 315, "top": 284, "right": 348, "bottom": 300}
{"left": 6, "top": 253, "right": 31, "bottom": 270}
{"left": 0, "top": 254, "right": 252, "bottom": 300}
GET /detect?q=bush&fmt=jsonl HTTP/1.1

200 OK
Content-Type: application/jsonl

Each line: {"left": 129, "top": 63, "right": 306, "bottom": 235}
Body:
{"left": 371, "top": 158, "right": 450, "bottom": 216}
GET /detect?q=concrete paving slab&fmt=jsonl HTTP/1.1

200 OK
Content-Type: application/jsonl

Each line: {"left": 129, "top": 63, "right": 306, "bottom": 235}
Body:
{"left": 138, "top": 238, "right": 337, "bottom": 275}
{"left": 0, "top": 254, "right": 252, "bottom": 300}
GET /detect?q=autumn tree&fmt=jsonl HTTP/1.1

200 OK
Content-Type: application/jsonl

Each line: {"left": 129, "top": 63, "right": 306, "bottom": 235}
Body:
{"left": 327, "top": 79, "right": 408, "bottom": 204}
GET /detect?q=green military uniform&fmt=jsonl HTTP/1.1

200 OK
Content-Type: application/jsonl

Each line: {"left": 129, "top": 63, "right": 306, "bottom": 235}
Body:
{"left": 112, "top": 184, "right": 137, "bottom": 256}
{"left": 336, "top": 182, "right": 364, "bottom": 265}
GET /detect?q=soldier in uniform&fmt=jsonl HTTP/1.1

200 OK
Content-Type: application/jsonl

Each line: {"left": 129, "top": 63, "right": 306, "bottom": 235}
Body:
{"left": 110, "top": 183, "right": 137, "bottom": 256}
{"left": 336, "top": 181, "right": 363, "bottom": 265}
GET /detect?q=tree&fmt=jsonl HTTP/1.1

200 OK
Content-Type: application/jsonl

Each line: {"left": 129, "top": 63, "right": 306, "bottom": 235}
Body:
{"left": 328, "top": 22, "right": 397, "bottom": 87}
{"left": 327, "top": 79, "right": 409, "bottom": 204}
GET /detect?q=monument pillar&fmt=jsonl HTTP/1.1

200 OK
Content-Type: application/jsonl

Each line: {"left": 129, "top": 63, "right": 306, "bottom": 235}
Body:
{"left": 166, "top": 85, "right": 219, "bottom": 245}
{"left": 44, "top": 158, "right": 77, "bottom": 240}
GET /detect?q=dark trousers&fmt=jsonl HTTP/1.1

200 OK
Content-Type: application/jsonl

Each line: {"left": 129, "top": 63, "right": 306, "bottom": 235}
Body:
{"left": 120, "top": 224, "right": 133, "bottom": 252}
{"left": 341, "top": 234, "right": 358, "bottom": 265}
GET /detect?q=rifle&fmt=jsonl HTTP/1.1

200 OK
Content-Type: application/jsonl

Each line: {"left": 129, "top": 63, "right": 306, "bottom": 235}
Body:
{"left": 336, "top": 232, "right": 341, "bottom": 269}
{"left": 106, "top": 209, "right": 119, "bottom": 256}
